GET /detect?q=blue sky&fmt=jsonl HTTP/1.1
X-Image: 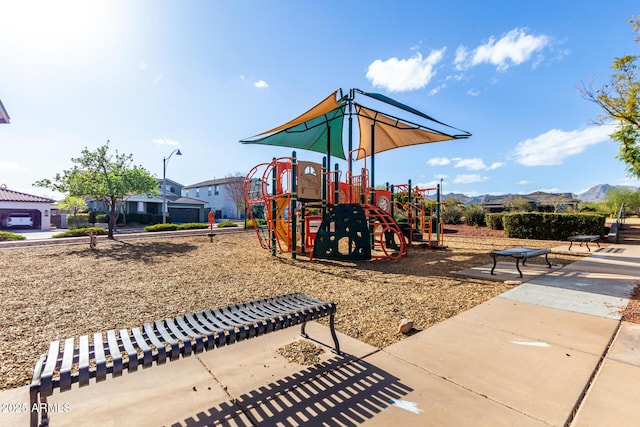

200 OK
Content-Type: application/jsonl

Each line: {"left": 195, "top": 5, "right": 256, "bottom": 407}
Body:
{"left": 1, "top": 0, "right": 639, "bottom": 200}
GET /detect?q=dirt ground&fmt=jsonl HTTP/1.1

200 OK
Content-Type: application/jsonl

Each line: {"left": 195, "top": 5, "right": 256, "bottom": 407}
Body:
{"left": 0, "top": 226, "right": 634, "bottom": 391}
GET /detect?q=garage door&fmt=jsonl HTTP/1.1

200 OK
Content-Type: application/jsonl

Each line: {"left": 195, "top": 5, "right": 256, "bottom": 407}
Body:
{"left": 168, "top": 208, "right": 199, "bottom": 223}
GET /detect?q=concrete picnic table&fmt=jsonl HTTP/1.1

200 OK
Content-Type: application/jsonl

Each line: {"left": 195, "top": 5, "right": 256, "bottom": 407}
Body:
{"left": 490, "top": 247, "right": 552, "bottom": 278}
{"left": 567, "top": 235, "right": 601, "bottom": 252}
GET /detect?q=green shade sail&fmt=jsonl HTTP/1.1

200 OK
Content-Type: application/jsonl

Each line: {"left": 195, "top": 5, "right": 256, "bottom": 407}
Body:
{"left": 240, "top": 88, "right": 470, "bottom": 161}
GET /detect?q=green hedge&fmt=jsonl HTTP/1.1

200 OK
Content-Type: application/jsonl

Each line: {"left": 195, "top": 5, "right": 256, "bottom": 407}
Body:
{"left": 53, "top": 227, "right": 109, "bottom": 238}
{"left": 217, "top": 221, "right": 239, "bottom": 228}
{"left": 177, "top": 222, "right": 209, "bottom": 230}
{"left": 503, "top": 213, "right": 606, "bottom": 240}
{"left": 144, "top": 223, "right": 178, "bottom": 232}
{"left": 0, "top": 231, "right": 27, "bottom": 241}
{"left": 485, "top": 213, "right": 504, "bottom": 230}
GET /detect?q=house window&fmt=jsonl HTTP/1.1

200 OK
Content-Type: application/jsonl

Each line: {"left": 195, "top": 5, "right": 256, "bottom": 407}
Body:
{"left": 185, "top": 190, "right": 189, "bottom": 197}
{"left": 196, "top": 188, "right": 200, "bottom": 197}
{"left": 214, "top": 184, "right": 219, "bottom": 195}
{"left": 208, "top": 186, "right": 212, "bottom": 196}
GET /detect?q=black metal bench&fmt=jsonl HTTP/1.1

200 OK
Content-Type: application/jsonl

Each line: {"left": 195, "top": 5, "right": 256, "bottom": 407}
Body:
{"left": 490, "top": 247, "right": 552, "bottom": 278}
{"left": 29, "top": 293, "right": 340, "bottom": 427}
{"left": 567, "top": 234, "right": 601, "bottom": 252}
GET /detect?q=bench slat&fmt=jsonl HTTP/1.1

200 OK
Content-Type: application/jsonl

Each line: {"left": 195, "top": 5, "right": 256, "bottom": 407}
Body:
{"left": 143, "top": 322, "right": 167, "bottom": 365}
{"left": 213, "top": 308, "right": 249, "bottom": 341}
{"left": 154, "top": 320, "right": 181, "bottom": 361}
{"left": 184, "top": 314, "right": 217, "bottom": 351}
{"left": 196, "top": 311, "right": 231, "bottom": 347}
{"left": 175, "top": 316, "right": 205, "bottom": 353}
{"left": 78, "top": 335, "right": 90, "bottom": 387}
{"left": 242, "top": 301, "right": 284, "bottom": 331}
{"left": 40, "top": 340, "right": 60, "bottom": 397}
{"left": 221, "top": 306, "right": 259, "bottom": 338}
{"left": 202, "top": 310, "right": 237, "bottom": 345}
{"left": 106, "top": 330, "right": 123, "bottom": 377}
{"left": 93, "top": 332, "right": 107, "bottom": 382}
{"left": 59, "top": 337, "right": 75, "bottom": 392}
{"left": 131, "top": 327, "right": 153, "bottom": 368}
{"left": 119, "top": 329, "right": 138, "bottom": 373}
{"left": 164, "top": 318, "right": 194, "bottom": 356}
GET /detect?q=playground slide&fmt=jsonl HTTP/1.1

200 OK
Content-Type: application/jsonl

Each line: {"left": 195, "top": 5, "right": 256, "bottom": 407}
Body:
{"left": 273, "top": 196, "right": 300, "bottom": 251}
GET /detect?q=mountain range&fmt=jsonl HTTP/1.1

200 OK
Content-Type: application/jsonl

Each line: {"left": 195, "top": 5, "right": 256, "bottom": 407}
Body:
{"left": 442, "top": 184, "right": 637, "bottom": 205}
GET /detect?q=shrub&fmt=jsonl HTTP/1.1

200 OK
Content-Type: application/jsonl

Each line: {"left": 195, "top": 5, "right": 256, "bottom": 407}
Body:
{"left": 177, "top": 222, "right": 209, "bottom": 230}
{"left": 503, "top": 213, "right": 606, "bottom": 240}
{"left": 144, "top": 223, "right": 178, "bottom": 232}
{"left": 462, "top": 204, "right": 486, "bottom": 226}
{"left": 485, "top": 213, "right": 504, "bottom": 230}
{"left": 95, "top": 213, "right": 109, "bottom": 223}
{"left": 0, "top": 231, "right": 26, "bottom": 241}
{"left": 217, "top": 221, "right": 239, "bottom": 228}
{"left": 441, "top": 205, "right": 463, "bottom": 224}
{"left": 53, "top": 227, "right": 108, "bottom": 238}
{"left": 245, "top": 219, "right": 266, "bottom": 228}
{"left": 67, "top": 213, "right": 90, "bottom": 229}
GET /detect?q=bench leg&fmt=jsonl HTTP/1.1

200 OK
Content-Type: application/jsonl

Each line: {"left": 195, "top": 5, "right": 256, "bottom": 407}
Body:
{"left": 329, "top": 313, "right": 341, "bottom": 354}
{"left": 300, "top": 317, "right": 341, "bottom": 355}
{"left": 490, "top": 256, "right": 497, "bottom": 275}
{"left": 568, "top": 240, "right": 574, "bottom": 251}
{"left": 586, "top": 241, "right": 590, "bottom": 252}
{"left": 515, "top": 259, "right": 523, "bottom": 278}
{"left": 544, "top": 252, "right": 552, "bottom": 268}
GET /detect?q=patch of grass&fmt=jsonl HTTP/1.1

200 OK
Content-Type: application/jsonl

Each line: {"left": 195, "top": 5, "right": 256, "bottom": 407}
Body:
{"left": 144, "top": 223, "right": 178, "bottom": 232}
{"left": 177, "top": 223, "right": 209, "bottom": 230}
{"left": 217, "top": 221, "right": 239, "bottom": 228}
{"left": 53, "top": 227, "right": 108, "bottom": 238}
{"left": 0, "top": 231, "right": 27, "bottom": 241}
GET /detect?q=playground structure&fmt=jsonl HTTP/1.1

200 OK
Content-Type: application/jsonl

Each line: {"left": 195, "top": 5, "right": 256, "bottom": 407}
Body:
{"left": 241, "top": 88, "right": 470, "bottom": 261}
{"left": 243, "top": 151, "right": 444, "bottom": 261}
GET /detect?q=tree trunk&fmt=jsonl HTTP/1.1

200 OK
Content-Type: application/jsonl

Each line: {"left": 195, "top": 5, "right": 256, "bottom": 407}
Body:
{"left": 108, "top": 198, "right": 116, "bottom": 239}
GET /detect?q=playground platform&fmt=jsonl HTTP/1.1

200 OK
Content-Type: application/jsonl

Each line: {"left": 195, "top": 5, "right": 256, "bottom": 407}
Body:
{"left": 1, "top": 245, "right": 639, "bottom": 426}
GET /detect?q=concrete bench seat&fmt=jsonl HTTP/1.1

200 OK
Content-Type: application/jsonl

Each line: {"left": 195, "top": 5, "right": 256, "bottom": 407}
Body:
{"left": 567, "top": 235, "right": 601, "bottom": 252}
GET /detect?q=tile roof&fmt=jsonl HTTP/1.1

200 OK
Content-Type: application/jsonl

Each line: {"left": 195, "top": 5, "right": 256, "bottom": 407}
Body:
{"left": 0, "top": 187, "right": 55, "bottom": 203}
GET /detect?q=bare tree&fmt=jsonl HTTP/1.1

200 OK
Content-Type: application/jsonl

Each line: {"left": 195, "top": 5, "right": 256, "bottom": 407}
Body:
{"left": 225, "top": 173, "right": 246, "bottom": 219}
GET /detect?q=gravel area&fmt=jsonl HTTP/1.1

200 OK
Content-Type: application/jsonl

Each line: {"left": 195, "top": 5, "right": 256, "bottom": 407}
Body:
{"left": 0, "top": 229, "right": 589, "bottom": 390}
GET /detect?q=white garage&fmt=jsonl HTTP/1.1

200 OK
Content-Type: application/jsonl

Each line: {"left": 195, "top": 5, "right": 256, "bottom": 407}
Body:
{"left": 0, "top": 186, "right": 56, "bottom": 231}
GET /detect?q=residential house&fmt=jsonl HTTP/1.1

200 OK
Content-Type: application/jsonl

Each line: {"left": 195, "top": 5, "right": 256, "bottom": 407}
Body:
{"left": 87, "top": 179, "right": 206, "bottom": 223}
{"left": 0, "top": 186, "right": 56, "bottom": 230}
{"left": 183, "top": 176, "right": 245, "bottom": 219}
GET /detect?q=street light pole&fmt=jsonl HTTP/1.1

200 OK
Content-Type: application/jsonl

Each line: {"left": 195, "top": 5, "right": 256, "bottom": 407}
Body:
{"left": 162, "top": 148, "right": 182, "bottom": 224}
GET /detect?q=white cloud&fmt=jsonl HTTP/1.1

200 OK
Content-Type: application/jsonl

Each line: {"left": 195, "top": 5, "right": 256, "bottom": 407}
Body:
{"left": 138, "top": 61, "right": 147, "bottom": 71}
{"left": 453, "top": 174, "right": 489, "bottom": 184}
{"left": 366, "top": 49, "right": 445, "bottom": 92}
{"left": 254, "top": 80, "right": 269, "bottom": 89}
{"left": 455, "top": 28, "right": 550, "bottom": 71}
{"left": 428, "top": 83, "right": 447, "bottom": 96}
{"left": 513, "top": 124, "right": 614, "bottom": 166}
{"left": 0, "top": 160, "right": 25, "bottom": 172}
{"left": 152, "top": 73, "right": 163, "bottom": 84}
{"left": 487, "top": 162, "right": 504, "bottom": 170}
{"left": 467, "top": 89, "right": 480, "bottom": 96}
{"left": 434, "top": 174, "right": 448, "bottom": 179}
{"left": 239, "top": 74, "right": 246, "bottom": 80}
{"left": 427, "top": 157, "right": 451, "bottom": 166}
{"left": 154, "top": 138, "right": 181, "bottom": 147}
{"left": 517, "top": 180, "right": 531, "bottom": 185}
{"left": 455, "top": 158, "right": 486, "bottom": 170}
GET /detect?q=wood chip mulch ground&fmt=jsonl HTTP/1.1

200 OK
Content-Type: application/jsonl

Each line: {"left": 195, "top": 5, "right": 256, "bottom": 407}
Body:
{"left": 0, "top": 226, "right": 615, "bottom": 391}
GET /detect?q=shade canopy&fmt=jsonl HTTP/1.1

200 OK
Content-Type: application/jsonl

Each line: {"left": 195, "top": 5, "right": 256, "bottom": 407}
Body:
{"left": 240, "top": 88, "right": 470, "bottom": 161}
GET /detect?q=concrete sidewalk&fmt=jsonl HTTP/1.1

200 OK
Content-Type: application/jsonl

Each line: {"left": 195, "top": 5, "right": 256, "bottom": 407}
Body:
{"left": 1, "top": 245, "right": 639, "bottom": 426}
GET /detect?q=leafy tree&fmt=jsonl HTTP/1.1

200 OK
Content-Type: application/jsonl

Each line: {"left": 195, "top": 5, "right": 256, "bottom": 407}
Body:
{"left": 606, "top": 186, "right": 640, "bottom": 216}
{"left": 57, "top": 196, "right": 88, "bottom": 229}
{"left": 35, "top": 142, "right": 158, "bottom": 239}
{"left": 504, "top": 196, "right": 532, "bottom": 212}
{"left": 580, "top": 16, "right": 640, "bottom": 178}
